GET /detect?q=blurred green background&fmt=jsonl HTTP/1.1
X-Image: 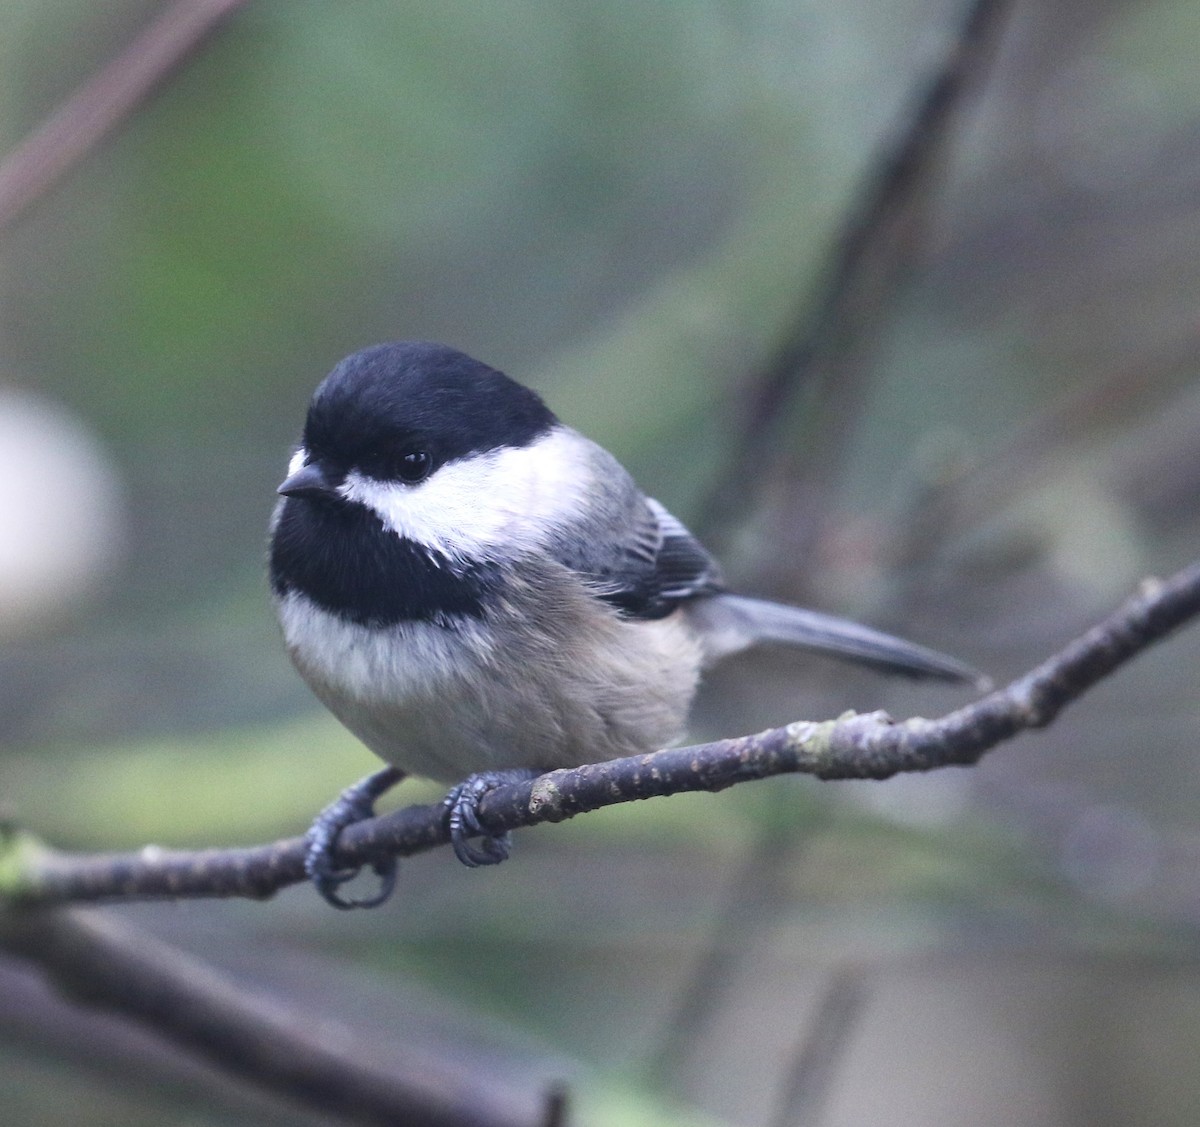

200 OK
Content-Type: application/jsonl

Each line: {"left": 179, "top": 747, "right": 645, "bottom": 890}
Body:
{"left": 4, "top": 1, "right": 1200, "bottom": 1124}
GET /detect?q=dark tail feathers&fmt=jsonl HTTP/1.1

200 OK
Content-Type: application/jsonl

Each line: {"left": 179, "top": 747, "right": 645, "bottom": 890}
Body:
{"left": 695, "top": 594, "right": 987, "bottom": 688}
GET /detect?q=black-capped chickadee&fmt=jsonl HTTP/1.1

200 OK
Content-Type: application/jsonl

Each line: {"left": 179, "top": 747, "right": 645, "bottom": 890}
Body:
{"left": 270, "top": 342, "right": 980, "bottom": 907}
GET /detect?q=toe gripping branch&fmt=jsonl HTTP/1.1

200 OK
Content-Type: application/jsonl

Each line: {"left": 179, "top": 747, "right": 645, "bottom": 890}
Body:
{"left": 305, "top": 765, "right": 539, "bottom": 906}
{"left": 443, "top": 769, "right": 540, "bottom": 867}
{"left": 304, "top": 766, "right": 406, "bottom": 909}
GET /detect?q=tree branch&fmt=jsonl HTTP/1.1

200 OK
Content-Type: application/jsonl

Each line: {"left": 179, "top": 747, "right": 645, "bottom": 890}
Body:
{"left": 0, "top": 907, "right": 554, "bottom": 1127}
{"left": 4, "top": 559, "right": 1199, "bottom": 908}
{"left": 0, "top": 0, "right": 250, "bottom": 233}
{"left": 699, "top": 0, "right": 1014, "bottom": 545}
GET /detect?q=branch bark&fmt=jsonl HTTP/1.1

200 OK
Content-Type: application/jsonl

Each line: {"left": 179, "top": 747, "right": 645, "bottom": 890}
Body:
{"left": 5, "top": 559, "right": 1200, "bottom": 909}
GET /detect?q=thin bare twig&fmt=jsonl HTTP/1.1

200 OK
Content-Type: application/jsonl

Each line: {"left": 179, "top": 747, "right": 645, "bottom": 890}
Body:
{"left": 700, "top": 0, "right": 1014, "bottom": 548}
{"left": 4, "top": 559, "right": 1200, "bottom": 908}
{"left": 0, "top": 0, "right": 250, "bottom": 232}
{"left": 0, "top": 907, "right": 554, "bottom": 1127}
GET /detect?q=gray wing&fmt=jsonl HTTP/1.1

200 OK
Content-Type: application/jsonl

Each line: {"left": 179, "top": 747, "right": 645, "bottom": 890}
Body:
{"left": 546, "top": 477, "right": 723, "bottom": 621}
{"left": 539, "top": 438, "right": 982, "bottom": 683}
{"left": 596, "top": 498, "right": 724, "bottom": 619}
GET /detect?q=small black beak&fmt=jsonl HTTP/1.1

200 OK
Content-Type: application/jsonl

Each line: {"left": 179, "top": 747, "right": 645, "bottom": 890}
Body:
{"left": 277, "top": 461, "right": 336, "bottom": 500}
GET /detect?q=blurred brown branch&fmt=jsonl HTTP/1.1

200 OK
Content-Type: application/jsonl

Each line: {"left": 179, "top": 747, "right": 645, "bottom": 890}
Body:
{"left": 700, "top": 0, "right": 1014, "bottom": 553}
{"left": 5, "top": 558, "right": 1200, "bottom": 908}
{"left": 0, "top": 907, "right": 558, "bottom": 1127}
{"left": 0, "top": 0, "right": 250, "bottom": 232}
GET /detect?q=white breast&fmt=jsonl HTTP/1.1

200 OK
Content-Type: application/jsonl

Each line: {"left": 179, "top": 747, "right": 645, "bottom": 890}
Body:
{"left": 276, "top": 567, "right": 706, "bottom": 784}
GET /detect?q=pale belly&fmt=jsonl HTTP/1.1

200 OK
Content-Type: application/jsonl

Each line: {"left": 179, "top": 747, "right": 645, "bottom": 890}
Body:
{"left": 276, "top": 586, "right": 705, "bottom": 783}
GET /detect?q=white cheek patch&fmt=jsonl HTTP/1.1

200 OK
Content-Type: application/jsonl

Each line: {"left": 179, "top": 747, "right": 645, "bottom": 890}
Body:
{"left": 338, "top": 426, "right": 592, "bottom": 559}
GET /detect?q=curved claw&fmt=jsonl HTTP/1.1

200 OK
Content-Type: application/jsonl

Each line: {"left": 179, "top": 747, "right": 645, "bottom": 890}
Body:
{"left": 309, "top": 855, "right": 398, "bottom": 911}
{"left": 304, "top": 766, "right": 405, "bottom": 909}
{"left": 443, "top": 769, "right": 539, "bottom": 868}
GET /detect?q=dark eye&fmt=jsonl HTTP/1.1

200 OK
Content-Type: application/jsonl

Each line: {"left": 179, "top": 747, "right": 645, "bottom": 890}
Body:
{"left": 396, "top": 449, "right": 432, "bottom": 483}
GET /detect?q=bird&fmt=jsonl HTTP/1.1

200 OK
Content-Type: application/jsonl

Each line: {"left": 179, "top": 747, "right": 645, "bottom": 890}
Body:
{"left": 269, "top": 341, "right": 981, "bottom": 907}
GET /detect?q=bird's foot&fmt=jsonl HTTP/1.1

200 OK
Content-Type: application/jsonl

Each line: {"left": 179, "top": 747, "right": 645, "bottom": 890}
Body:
{"left": 305, "top": 766, "right": 405, "bottom": 909}
{"left": 444, "top": 769, "right": 539, "bottom": 867}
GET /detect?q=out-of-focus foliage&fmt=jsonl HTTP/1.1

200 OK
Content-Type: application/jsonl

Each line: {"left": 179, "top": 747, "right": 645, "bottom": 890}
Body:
{"left": 4, "top": 1, "right": 1200, "bottom": 1125}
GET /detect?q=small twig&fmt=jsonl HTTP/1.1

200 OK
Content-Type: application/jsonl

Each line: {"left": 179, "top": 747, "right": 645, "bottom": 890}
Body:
{"left": 0, "top": 907, "right": 551, "bottom": 1127}
{"left": 4, "top": 560, "right": 1199, "bottom": 908}
{"left": 700, "top": 0, "right": 1014, "bottom": 547}
{"left": 0, "top": 0, "right": 250, "bottom": 232}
